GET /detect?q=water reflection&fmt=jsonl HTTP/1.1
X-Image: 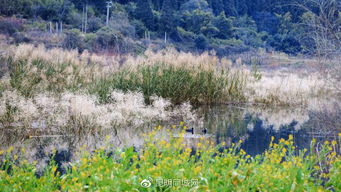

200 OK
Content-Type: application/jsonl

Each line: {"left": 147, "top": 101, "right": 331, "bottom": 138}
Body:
{"left": 200, "top": 104, "right": 340, "bottom": 156}
{"left": 0, "top": 103, "right": 340, "bottom": 167}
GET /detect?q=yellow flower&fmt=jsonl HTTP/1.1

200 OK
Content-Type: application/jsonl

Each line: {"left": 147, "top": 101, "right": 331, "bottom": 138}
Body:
{"left": 120, "top": 152, "right": 126, "bottom": 158}
{"left": 331, "top": 140, "right": 337, "bottom": 145}
{"left": 324, "top": 141, "right": 330, "bottom": 145}
{"left": 171, "top": 125, "right": 176, "bottom": 129}
{"left": 81, "top": 158, "right": 88, "bottom": 164}
{"left": 6, "top": 146, "right": 13, "bottom": 153}
{"left": 194, "top": 166, "right": 202, "bottom": 174}
{"left": 155, "top": 125, "right": 162, "bottom": 130}
{"left": 185, "top": 148, "right": 192, "bottom": 153}
{"left": 180, "top": 121, "right": 184, "bottom": 126}
{"left": 0, "top": 150, "right": 4, "bottom": 155}
{"left": 288, "top": 135, "right": 293, "bottom": 140}
{"left": 160, "top": 140, "right": 167, "bottom": 146}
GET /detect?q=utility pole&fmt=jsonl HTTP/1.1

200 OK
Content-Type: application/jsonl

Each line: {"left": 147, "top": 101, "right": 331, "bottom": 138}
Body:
{"left": 164, "top": 32, "right": 167, "bottom": 44}
{"left": 106, "top": 1, "right": 113, "bottom": 27}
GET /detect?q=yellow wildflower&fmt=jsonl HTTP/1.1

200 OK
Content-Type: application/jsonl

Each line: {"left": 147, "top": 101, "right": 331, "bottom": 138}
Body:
{"left": 289, "top": 135, "right": 293, "bottom": 140}
{"left": 6, "top": 146, "right": 13, "bottom": 153}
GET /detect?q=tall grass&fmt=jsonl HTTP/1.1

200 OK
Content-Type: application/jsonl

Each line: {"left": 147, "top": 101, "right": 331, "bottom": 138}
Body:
{"left": 89, "top": 63, "right": 246, "bottom": 105}
{"left": 0, "top": 43, "right": 339, "bottom": 108}
{"left": 0, "top": 129, "right": 340, "bottom": 191}
{"left": 1, "top": 44, "right": 247, "bottom": 105}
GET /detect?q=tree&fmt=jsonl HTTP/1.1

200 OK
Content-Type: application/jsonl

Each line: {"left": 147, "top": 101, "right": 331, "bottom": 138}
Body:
{"left": 213, "top": 12, "right": 233, "bottom": 39}
{"left": 160, "top": 0, "right": 175, "bottom": 33}
{"left": 180, "top": 0, "right": 211, "bottom": 13}
{"left": 223, "top": 0, "right": 237, "bottom": 16}
{"left": 0, "top": 0, "right": 33, "bottom": 17}
{"left": 235, "top": 0, "right": 248, "bottom": 16}
{"left": 195, "top": 34, "right": 208, "bottom": 50}
{"left": 135, "top": 0, "right": 155, "bottom": 30}
{"left": 208, "top": 0, "right": 224, "bottom": 16}
{"left": 297, "top": 0, "right": 341, "bottom": 57}
{"left": 180, "top": 0, "right": 214, "bottom": 34}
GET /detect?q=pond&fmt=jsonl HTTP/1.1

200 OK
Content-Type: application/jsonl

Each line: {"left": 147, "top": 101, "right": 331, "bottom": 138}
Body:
{"left": 0, "top": 103, "right": 340, "bottom": 168}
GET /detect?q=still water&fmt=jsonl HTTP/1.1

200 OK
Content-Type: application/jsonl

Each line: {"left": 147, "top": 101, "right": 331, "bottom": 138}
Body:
{"left": 0, "top": 104, "right": 340, "bottom": 167}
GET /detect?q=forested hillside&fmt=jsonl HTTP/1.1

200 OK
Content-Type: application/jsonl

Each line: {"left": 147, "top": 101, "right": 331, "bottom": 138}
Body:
{"left": 0, "top": 0, "right": 340, "bottom": 55}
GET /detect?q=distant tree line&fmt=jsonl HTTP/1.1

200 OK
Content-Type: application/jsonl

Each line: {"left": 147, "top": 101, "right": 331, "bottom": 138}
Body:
{"left": 0, "top": 0, "right": 340, "bottom": 55}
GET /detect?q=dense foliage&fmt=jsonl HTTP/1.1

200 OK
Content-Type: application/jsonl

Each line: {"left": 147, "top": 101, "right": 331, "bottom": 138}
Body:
{"left": 0, "top": 0, "right": 340, "bottom": 55}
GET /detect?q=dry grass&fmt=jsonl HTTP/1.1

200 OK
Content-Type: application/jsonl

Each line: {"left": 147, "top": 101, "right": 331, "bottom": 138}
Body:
{"left": 0, "top": 90, "right": 201, "bottom": 133}
{"left": 0, "top": 43, "right": 340, "bottom": 133}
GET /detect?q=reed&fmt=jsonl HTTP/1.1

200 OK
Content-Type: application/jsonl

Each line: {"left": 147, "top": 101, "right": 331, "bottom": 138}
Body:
{"left": 88, "top": 63, "right": 247, "bottom": 105}
{"left": 0, "top": 43, "right": 339, "bottom": 108}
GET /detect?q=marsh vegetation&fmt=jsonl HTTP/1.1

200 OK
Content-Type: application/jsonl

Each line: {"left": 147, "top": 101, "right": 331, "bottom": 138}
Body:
{"left": 0, "top": 43, "right": 340, "bottom": 191}
{"left": 1, "top": 0, "right": 341, "bottom": 190}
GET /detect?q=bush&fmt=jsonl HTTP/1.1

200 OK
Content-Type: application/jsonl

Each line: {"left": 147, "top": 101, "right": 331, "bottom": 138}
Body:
{"left": 0, "top": 17, "right": 23, "bottom": 36}
{"left": 12, "top": 32, "right": 31, "bottom": 44}
{"left": 62, "top": 29, "right": 84, "bottom": 51}
{"left": 95, "top": 27, "right": 123, "bottom": 51}
{"left": 87, "top": 17, "right": 103, "bottom": 33}
{"left": 131, "top": 19, "right": 147, "bottom": 38}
